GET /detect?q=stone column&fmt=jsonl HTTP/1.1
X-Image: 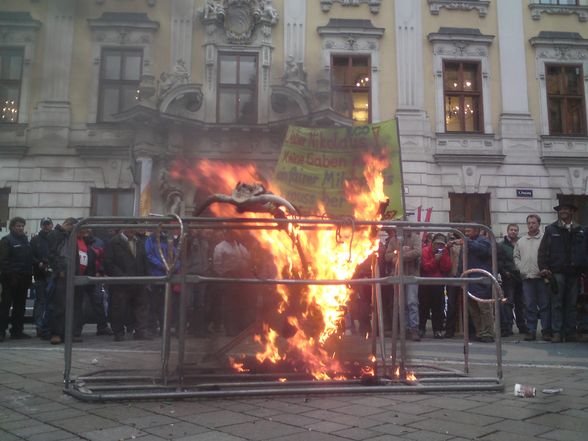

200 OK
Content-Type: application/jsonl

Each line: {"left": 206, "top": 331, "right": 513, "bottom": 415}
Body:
{"left": 137, "top": 157, "right": 153, "bottom": 217}
{"left": 394, "top": 0, "right": 430, "bottom": 138}
{"left": 171, "top": 0, "right": 195, "bottom": 69}
{"left": 284, "top": 0, "right": 306, "bottom": 63}
{"left": 496, "top": 0, "right": 536, "bottom": 143}
{"left": 29, "top": 0, "right": 75, "bottom": 149}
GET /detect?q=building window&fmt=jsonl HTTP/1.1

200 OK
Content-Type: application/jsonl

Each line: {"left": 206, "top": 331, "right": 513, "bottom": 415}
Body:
{"left": 331, "top": 55, "right": 371, "bottom": 123}
{"left": 0, "top": 188, "right": 10, "bottom": 229}
{"left": 443, "top": 61, "right": 483, "bottom": 133}
{"left": 546, "top": 64, "right": 586, "bottom": 135}
{"left": 98, "top": 48, "right": 142, "bottom": 122}
{"left": 217, "top": 53, "right": 258, "bottom": 124}
{"left": 0, "top": 48, "right": 23, "bottom": 124}
{"left": 91, "top": 189, "right": 134, "bottom": 216}
{"left": 449, "top": 193, "right": 491, "bottom": 226}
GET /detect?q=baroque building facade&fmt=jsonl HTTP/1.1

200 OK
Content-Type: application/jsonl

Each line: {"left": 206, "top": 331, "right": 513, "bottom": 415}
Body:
{"left": 0, "top": 0, "right": 587, "bottom": 235}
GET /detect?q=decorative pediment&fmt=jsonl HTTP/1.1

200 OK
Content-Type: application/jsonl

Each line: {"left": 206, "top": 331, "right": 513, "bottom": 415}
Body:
{"left": 317, "top": 18, "right": 385, "bottom": 48}
{"left": 320, "top": 0, "right": 381, "bottom": 14}
{"left": 428, "top": 0, "right": 490, "bottom": 18}
{"left": 270, "top": 85, "right": 309, "bottom": 119}
{"left": 0, "top": 11, "right": 41, "bottom": 32}
{"left": 87, "top": 12, "right": 159, "bottom": 44}
{"left": 529, "top": 3, "right": 588, "bottom": 22}
{"left": 529, "top": 31, "right": 588, "bottom": 61}
{"left": 159, "top": 84, "right": 204, "bottom": 116}
{"left": 428, "top": 27, "right": 494, "bottom": 57}
{"left": 199, "top": 0, "right": 278, "bottom": 44}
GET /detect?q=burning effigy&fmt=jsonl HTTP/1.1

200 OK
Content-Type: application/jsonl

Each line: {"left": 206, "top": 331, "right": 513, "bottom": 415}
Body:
{"left": 171, "top": 149, "right": 393, "bottom": 381}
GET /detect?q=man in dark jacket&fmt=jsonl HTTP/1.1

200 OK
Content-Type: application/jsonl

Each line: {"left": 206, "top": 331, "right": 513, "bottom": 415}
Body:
{"left": 0, "top": 217, "right": 33, "bottom": 341}
{"left": 497, "top": 223, "right": 528, "bottom": 337}
{"left": 458, "top": 226, "right": 494, "bottom": 343}
{"left": 47, "top": 217, "right": 79, "bottom": 345}
{"left": 30, "top": 217, "right": 54, "bottom": 339}
{"left": 105, "top": 228, "right": 149, "bottom": 341}
{"left": 538, "top": 203, "right": 587, "bottom": 343}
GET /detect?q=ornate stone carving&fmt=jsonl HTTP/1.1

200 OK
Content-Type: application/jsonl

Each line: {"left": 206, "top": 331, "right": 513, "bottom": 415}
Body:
{"left": 138, "top": 73, "right": 157, "bottom": 104}
{"left": 282, "top": 55, "right": 309, "bottom": 95}
{"left": 428, "top": 0, "right": 490, "bottom": 18}
{"left": 320, "top": 0, "right": 381, "bottom": 14}
{"left": 159, "top": 60, "right": 191, "bottom": 96}
{"left": 159, "top": 163, "right": 184, "bottom": 215}
{"left": 537, "top": 47, "right": 587, "bottom": 61}
{"left": 528, "top": 3, "right": 588, "bottom": 22}
{"left": 199, "top": 0, "right": 278, "bottom": 44}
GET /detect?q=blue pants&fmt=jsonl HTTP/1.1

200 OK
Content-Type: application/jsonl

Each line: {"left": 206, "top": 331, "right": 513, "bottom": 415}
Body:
{"left": 405, "top": 283, "right": 419, "bottom": 331}
{"left": 522, "top": 278, "right": 550, "bottom": 335}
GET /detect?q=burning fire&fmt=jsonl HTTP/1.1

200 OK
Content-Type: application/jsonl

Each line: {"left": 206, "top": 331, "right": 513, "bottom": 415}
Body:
{"left": 174, "top": 154, "right": 389, "bottom": 380}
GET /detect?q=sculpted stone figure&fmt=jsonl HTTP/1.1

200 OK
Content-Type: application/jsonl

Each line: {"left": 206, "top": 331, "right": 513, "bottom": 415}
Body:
{"left": 159, "top": 60, "right": 191, "bottom": 96}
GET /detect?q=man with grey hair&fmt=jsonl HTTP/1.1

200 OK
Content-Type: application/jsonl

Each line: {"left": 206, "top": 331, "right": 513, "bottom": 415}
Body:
{"left": 514, "top": 214, "right": 551, "bottom": 341}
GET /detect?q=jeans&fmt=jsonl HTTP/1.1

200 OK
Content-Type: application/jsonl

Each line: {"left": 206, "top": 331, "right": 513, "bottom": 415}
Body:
{"left": 522, "top": 278, "right": 551, "bottom": 335}
{"left": 405, "top": 283, "right": 419, "bottom": 331}
{"left": 551, "top": 273, "right": 578, "bottom": 337}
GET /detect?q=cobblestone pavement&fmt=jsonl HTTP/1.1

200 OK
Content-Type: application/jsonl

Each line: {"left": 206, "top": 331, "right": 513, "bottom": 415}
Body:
{"left": 1, "top": 324, "right": 587, "bottom": 441}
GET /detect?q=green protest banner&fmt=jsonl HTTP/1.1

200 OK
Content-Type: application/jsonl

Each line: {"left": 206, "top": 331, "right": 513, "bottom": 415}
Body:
{"left": 273, "top": 119, "right": 404, "bottom": 219}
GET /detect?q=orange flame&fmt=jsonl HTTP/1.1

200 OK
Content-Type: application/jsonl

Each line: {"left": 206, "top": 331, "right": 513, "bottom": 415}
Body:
{"left": 174, "top": 153, "right": 389, "bottom": 380}
{"left": 406, "top": 372, "right": 417, "bottom": 382}
{"left": 228, "top": 356, "right": 250, "bottom": 373}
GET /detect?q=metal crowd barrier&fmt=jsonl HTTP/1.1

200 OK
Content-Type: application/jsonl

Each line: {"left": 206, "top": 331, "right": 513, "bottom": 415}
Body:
{"left": 62, "top": 216, "right": 505, "bottom": 401}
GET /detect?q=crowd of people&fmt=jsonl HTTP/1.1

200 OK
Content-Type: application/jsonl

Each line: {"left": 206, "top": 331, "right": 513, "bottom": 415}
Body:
{"left": 0, "top": 217, "right": 260, "bottom": 344}
{"left": 346, "top": 202, "right": 588, "bottom": 344}
{"left": 0, "top": 201, "right": 587, "bottom": 345}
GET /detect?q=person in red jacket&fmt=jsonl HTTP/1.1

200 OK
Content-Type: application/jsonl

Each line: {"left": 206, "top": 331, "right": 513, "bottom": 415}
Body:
{"left": 419, "top": 233, "right": 452, "bottom": 338}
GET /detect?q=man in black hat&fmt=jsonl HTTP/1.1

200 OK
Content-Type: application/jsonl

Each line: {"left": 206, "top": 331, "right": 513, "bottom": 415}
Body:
{"left": 30, "top": 217, "right": 54, "bottom": 339}
{"left": 538, "top": 202, "right": 587, "bottom": 343}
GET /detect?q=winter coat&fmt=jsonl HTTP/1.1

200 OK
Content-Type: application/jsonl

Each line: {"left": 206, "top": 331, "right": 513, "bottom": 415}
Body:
{"left": 47, "top": 225, "right": 70, "bottom": 276}
{"left": 497, "top": 237, "right": 521, "bottom": 282}
{"left": 104, "top": 233, "right": 147, "bottom": 278}
{"left": 538, "top": 221, "right": 587, "bottom": 275}
{"left": 145, "top": 233, "right": 180, "bottom": 277}
{"left": 0, "top": 231, "right": 32, "bottom": 275}
{"left": 458, "top": 234, "right": 492, "bottom": 299}
{"left": 514, "top": 232, "right": 543, "bottom": 279}
{"left": 384, "top": 232, "right": 421, "bottom": 276}
{"left": 30, "top": 230, "right": 51, "bottom": 279}
{"left": 421, "top": 243, "right": 452, "bottom": 277}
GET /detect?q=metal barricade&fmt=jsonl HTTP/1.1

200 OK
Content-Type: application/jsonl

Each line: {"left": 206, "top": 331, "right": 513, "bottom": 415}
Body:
{"left": 63, "top": 216, "right": 505, "bottom": 401}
